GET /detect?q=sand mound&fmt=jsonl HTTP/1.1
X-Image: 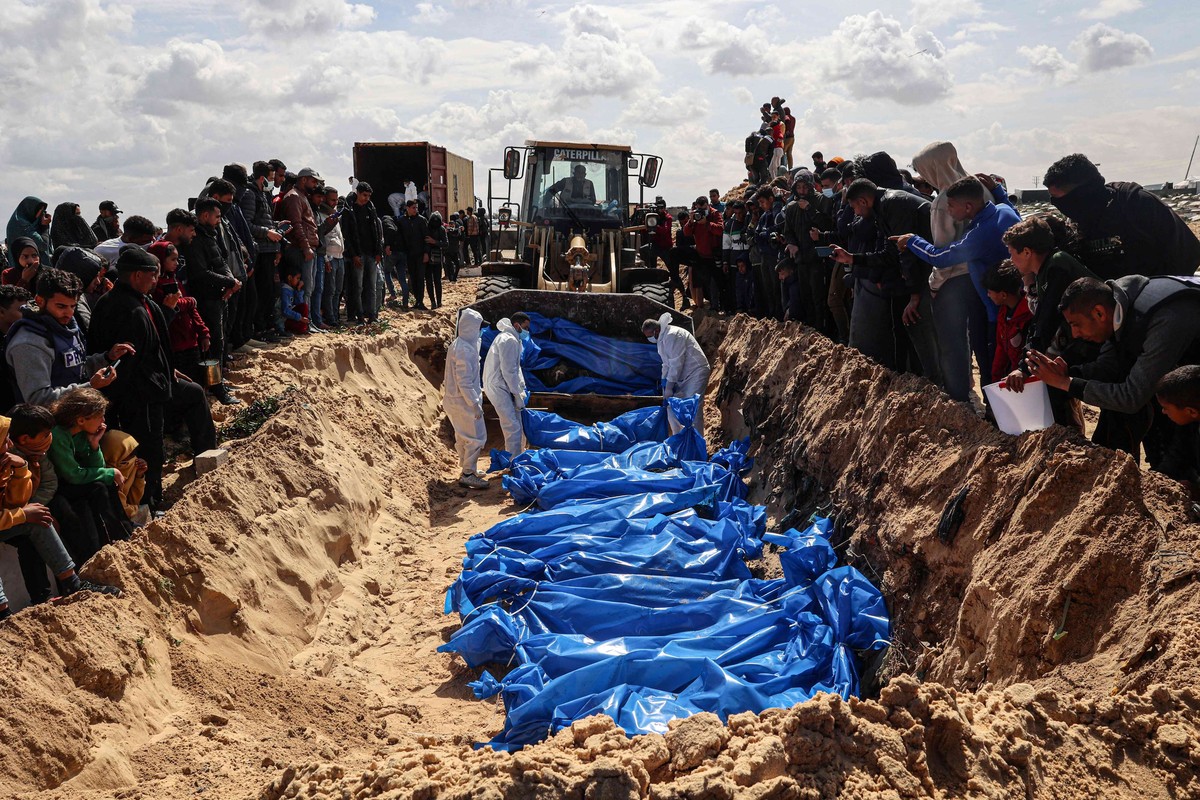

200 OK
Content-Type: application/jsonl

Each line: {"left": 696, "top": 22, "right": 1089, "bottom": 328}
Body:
{"left": 264, "top": 677, "right": 1200, "bottom": 799}
{"left": 5, "top": 287, "right": 1200, "bottom": 798}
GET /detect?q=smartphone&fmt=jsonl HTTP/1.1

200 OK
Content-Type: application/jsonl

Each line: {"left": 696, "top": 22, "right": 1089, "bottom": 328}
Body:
{"left": 277, "top": 221, "right": 293, "bottom": 234}
{"left": 815, "top": 246, "right": 834, "bottom": 258}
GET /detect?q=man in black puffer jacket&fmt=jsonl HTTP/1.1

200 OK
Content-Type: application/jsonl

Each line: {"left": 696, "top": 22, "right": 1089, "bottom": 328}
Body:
{"left": 88, "top": 247, "right": 216, "bottom": 510}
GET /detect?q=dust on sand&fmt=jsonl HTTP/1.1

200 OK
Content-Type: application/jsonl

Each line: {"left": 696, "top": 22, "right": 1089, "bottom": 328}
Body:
{"left": 5, "top": 287, "right": 1200, "bottom": 799}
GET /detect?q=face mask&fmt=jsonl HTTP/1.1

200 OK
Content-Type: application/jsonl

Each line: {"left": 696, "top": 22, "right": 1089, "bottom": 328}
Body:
{"left": 519, "top": 329, "right": 531, "bottom": 342}
{"left": 647, "top": 336, "right": 658, "bottom": 344}
{"left": 822, "top": 188, "right": 834, "bottom": 198}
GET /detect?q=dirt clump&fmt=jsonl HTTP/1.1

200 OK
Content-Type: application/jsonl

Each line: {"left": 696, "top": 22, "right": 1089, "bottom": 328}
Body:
{"left": 264, "top": 677, "right": 1200, "bottom": 799}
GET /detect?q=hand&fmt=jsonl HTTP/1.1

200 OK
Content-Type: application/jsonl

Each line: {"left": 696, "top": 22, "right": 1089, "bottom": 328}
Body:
{"left": 2, "top": 452, "right": 26, "bottom": 470}
{"left": 890, "top": 234, "right": 914, "bottom": 251}
{"left": 325, "top": 262, "right": 333, "bottom": 273}
{"left": 112, "top": 468, "right": 126, "bottom": 491}
{"left": 135, "top": 458, "right": 148, "bottom": 476}
{"left": 199, "top": 337, "right": 211, "bottom": 353}
{"left": 162, "top": 292, "right": 180, "bottom": 310}
{"left": 21, "top": 503, "right": 54, "bottom": 527}
{"left": 797, "top": 198, "right": 809, "bottom": 209}
{"left": 809, "top": 227, "right": 820, "bottom": 241}
{"left": 107, "top": 343, "right": 135, "bottom": 361}
{"left": 902, "top": 295, "right": 922, "bottom": 326}
{"left": 1026, "top": 350, "right": 1069, "bottom": 390}
{"left": 1004, "top": 369, "right": 1026, "bottom": 393}
{"left": 829, "top": 245, "right": 853, "bottom": 265}
{"left": 384, "top": 246, "right": 392, "bottom": 256}
{"left": 974, "top": 172, "right": 998, "bottom": 192}
{"left": 423, "top": 254, "right": 430, "bottom": 263}
{"left": 352, "top": 256, "right": 363, "bottom": 269}
{"left": 232, "top": 279, "right": 242, "bottom": 294}
{"left": 785, "top": 244, "right": 799, "bottom": 257}
{"left": 301, "top": 316, "right": 310, "bottom": 324}
{"left": 87, "top": 422, "right": 107, "bottom": 450}
{"left": 90, "top": 366, "right": 117, "bottom": 389}
{"left": 174, "top": 369, "right": 191, "bottom": 382}
{"left": 266, "top": 229, "right": 283, "bottom": 242}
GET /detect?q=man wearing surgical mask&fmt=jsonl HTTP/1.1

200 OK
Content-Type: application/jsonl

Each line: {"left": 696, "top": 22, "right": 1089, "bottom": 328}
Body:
{"left": 1043, "top": 153, "right": 1200, "bottom": 280}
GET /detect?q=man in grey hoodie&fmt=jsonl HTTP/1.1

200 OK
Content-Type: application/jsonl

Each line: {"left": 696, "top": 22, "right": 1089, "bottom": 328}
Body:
{"left": 911, "top": 141, "right": 992, "bottom": 403}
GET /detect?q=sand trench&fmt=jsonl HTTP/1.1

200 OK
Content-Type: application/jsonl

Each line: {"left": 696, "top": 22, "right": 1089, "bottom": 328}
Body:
{"left": 2, "top": 278, "right": 1199, "bottom": 799}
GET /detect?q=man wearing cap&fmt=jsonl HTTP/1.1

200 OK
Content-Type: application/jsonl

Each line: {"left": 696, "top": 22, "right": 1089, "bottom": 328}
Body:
{"left": 88, "top": 247, "right": 216, "bottom": 511}
{"left": 642, "top": 197, "right": 686, "bottom": 308}
{"left": 281, "top": 167, "right": 322, "bottom": 309}
{"left": 340, "top": 182, "right": 384, "bottom": 323}
{"left": 91, "top": 201, "right": 121, "bottom": 243}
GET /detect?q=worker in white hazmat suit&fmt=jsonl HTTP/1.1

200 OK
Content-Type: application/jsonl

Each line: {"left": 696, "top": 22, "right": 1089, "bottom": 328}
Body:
{"left": 444, "top": 308, "right": 489, "bottom": 489}
{"left": 482, "top": 312, "right": 531, "bottom": 456}
{"left": 643, "top": 313, "right": 710, "bottom": 433}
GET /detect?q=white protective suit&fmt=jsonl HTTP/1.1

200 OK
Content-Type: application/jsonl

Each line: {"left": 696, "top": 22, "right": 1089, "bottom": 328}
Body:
{"left": 444, "top": 309, "right": 488, "bottom": 476}
{"left": 482, "top": 318, "right": 527, "bottom": 455}
{"left": 654, "top": 312, "right": 710, "bottom": 432}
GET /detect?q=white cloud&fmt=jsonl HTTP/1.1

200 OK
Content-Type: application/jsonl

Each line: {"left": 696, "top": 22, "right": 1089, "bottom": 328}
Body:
{"left": 678, "top": 18, "right": 774, "bottom": 76}
{"left": 619, "top": 88, "right": 711, "bottom": 129}
{"left": 732, "top": 87, "right": 754, "bottom": 105}
{"left": 508, "top": 5, "right": 657, "bottom": 100}
{"left": 414, "top": 2, "right": 450, "bottom": 25}
{"left": 910, "top": 0, "right": 981, "bottom": 29}
{"left": 1079, "top": 0, "right": 1143, "bottom": 20}
{"left": 812, "top": 11, "right": 953, "bottom": 105}
{"left": 1071, "top": 23, "right": 1153, "bottom": 72}
{"left": 240, "top": 0, "right": 376, "bottom": 35}
{"left": 1018, "top": 44, "right": 1078, "bottom": 83}
{"left": 950, "top": 21, "right": 1015, "bottom": 41}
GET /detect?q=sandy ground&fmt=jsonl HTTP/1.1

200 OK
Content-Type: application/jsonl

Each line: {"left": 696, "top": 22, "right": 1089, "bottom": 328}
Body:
{"left": 2, "top": 276, "right": 1200, "bottom": 799}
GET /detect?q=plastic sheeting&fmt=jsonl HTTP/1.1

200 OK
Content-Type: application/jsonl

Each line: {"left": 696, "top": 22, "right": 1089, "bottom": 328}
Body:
{"left": 441, "top": 405, "right": 890, "bottom": 751}
{"left": 480, "top": 312, "right": 662, "bottom": 396}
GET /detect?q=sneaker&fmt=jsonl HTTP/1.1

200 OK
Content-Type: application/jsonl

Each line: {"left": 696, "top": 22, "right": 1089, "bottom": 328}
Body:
{"left": 458, "top": 474, "right": 490, "bottom": 490}
{"left": 246, "top": 339, "right": 272, "bottom": 349}
{"left": 61, "top": 572, "right": 123, "bottom": 598}
{"left": 211, "top": 384, "right": 241, "bottom": 406}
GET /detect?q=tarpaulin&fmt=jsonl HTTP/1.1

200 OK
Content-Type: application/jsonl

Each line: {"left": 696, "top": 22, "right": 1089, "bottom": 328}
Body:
{"left": 480, "top": 312, "right": 662, "bottom": 396}
{"left": 440, "top": 408, "right": 890, "bottom": 751}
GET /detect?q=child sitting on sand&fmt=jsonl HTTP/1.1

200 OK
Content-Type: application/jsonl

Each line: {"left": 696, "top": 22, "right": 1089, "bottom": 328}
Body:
{"left": 0, "top": 406, "right": 120, "bottom": 617}
{"left": 281, "top": 267, "right": 310, "bottom": 335}
{"left": 1155, "top": 365, "right": 1200, "bottom": 490}
{"left": 100, "top": 430, "right": 148, "bottom": 526}
{"left": 47, "top": 388, "right": 134, "bottom": 560}
{"left": 984, "top": 261, "right": 1032, "bottom": 384}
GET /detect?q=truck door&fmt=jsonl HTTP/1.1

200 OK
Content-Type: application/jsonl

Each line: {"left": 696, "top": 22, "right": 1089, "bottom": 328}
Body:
{"left": 429, "top": 147, "right": 448, "bottom": 218}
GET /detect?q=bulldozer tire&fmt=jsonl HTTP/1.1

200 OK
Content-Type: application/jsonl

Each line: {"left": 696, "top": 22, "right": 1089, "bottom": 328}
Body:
{"left": 476, "top": 274, "right": 520, "bottom": 301}
{"left": 631, "top": 282, "right": 674, "bottom": 310}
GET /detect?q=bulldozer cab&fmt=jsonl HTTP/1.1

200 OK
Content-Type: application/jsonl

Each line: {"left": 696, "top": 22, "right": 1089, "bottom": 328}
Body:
{"left": 481, "top": 141, "right": 669, "bottom": 306}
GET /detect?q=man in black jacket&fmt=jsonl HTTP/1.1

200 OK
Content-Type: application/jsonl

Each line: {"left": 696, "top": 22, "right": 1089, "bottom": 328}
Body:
{"left": 340, "top": 183, "right": 384, "bottom": 323}
{"left": 88, "top": 247, "right": 216, "bottom": 510}
{"left": 781, "top": 173, "right": 833, "bottom": 329}
{"left": 240, "top": 162, "right": 284, "bottom": 340}
{"left": 179, "top": 198, "right": 239, "bottom": 403}
{"left": 397, "top": 200, "right": 430, "bottom": 310}
{"left": 1044, "top": 154, "right": 1200, "bottom": 279}
{"left": 831, "top": 179, "right": 940, "bottom": 382}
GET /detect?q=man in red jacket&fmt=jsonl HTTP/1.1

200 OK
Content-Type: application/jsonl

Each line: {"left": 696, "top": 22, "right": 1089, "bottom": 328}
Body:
{"left": 682, "top": 196, "right": 724, "bottom": 312}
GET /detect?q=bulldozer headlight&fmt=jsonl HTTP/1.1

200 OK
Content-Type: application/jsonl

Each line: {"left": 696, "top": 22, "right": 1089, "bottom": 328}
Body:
{"left": 644, "top": 212, "right": 659, "bottom": 228}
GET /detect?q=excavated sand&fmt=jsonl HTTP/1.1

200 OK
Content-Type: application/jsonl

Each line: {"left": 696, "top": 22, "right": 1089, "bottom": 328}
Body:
{"left": 3, "top": 283, "right": 1200, "bottom": 799}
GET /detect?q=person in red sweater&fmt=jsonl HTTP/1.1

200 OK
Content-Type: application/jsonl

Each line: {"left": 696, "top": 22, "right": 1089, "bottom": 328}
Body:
{"left": 148, "top": 241, "right": 210, "bottom": 384}
{"left": 682, "top": 196, "right": 724, "bottom": 312}
{"left": 983, "top": 261, "right": 1032, "bottom": 382}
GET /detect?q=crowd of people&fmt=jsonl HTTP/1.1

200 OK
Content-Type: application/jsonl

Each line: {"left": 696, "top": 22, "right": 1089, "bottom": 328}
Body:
{"left": 645, "top": 112, "right": 1200, "bottom": 487}
{"left": 0, "top": 159, "right": 482, "bottom": 616}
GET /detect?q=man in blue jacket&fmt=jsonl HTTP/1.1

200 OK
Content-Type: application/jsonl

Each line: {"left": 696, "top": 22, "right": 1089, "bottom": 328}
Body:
{"left": 892, "top": 175, "right": 1019, "bottom": 384}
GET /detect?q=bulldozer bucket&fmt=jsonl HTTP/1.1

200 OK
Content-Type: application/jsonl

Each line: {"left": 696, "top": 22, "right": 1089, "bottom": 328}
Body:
{"left": 467, "top": 289, "right": 691, "bottom": 339}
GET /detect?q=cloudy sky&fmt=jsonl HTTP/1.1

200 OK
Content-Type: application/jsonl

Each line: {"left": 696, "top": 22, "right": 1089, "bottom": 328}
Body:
{"left": 3, "top": 0, "right": 1198, "bottom": 226}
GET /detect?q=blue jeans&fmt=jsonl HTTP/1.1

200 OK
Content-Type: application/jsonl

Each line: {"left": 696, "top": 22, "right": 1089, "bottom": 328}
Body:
{"left": 323, "top": 257, "right": 344, "bottom": 323}
{"left": 311, "top": 255, "right": 326, "bottom": 326}
{"left": 0, "top": 523, "right": 74, "bottom": 608}
{"left": 381, "top": 254, "right": 397, "bottom": 299}
{"left": 301, "top": 257, "right": 315, "bottom": 310}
